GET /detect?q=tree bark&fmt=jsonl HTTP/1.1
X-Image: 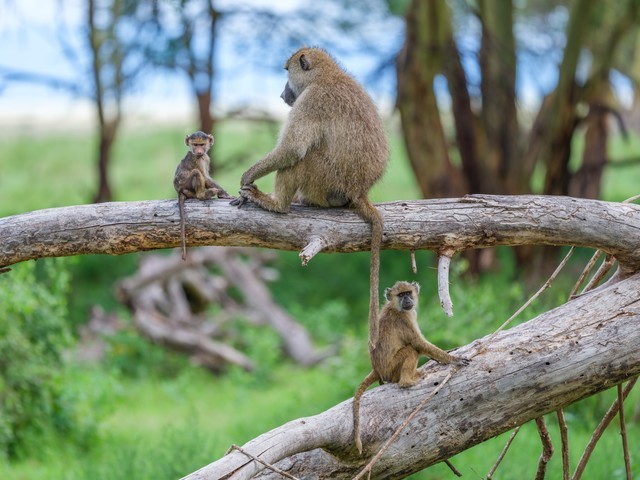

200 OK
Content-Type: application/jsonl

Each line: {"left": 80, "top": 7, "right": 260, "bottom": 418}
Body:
{"left": 184, "top": 271, "right": 640, "bottom": 479}
{"left": 1, "top": 196, "right": 640, "bottom": 275}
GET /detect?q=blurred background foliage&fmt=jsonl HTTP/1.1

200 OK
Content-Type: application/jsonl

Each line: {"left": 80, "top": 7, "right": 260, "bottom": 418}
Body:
{"left": 1, "top": 0, "right": 640, "bottom": 478}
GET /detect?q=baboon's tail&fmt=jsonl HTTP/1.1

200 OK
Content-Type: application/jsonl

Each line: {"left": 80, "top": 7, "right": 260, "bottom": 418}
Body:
{"left": 353, "top": 370, "right": 379, "bottom": 455}
{"left": 178, "top": 193, "right": 187, "bottom": 261}
{"left": 351, "top": 197, "right": 383, "bottom": 350}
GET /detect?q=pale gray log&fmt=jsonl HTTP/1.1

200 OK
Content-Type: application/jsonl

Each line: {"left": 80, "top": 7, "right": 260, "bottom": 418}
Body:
{"left": 183, "top": 272, "right": 640, "bottom": 480}
{"left": 1, "top": 195, "right": 640, "bottom": 274}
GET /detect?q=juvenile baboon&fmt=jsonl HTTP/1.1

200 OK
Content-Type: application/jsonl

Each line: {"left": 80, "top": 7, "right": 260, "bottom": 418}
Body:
{"left": 352, "top": 281, "right": 469, "bottom": 455}
{"left": 174, "top": 131, "right": 231, "bottom": 260}
{"left": 231, "top": 47, "right": 388, "bottom": 345}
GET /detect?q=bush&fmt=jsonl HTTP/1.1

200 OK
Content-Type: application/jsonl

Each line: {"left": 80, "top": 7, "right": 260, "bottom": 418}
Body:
{"left": 0, "top": 260, "right": 98, "bottom": 458}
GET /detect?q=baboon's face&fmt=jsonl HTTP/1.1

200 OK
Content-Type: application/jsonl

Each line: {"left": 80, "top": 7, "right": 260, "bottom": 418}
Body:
{"left": 396, "top": 290, "right": 416, "bottom": 311}
{"left": 185, "top": 132, "right": 213, "bottom": 157}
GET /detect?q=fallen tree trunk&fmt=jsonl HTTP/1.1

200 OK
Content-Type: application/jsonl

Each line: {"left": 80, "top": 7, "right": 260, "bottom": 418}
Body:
{"left": 2, "top": 194, "right": 640, "bottom": 478}
{"left": 1, "top": 195, "right": 640, "bottom": 275}
{"left": 185, "top": 272, "right": 640, "bottom": 479}
{"left": 116, "top": 247, "right": 329, "bottom": 368}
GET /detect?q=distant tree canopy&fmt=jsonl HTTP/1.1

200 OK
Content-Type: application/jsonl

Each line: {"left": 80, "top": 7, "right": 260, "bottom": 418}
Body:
{"left": 396, "top": 0, "right": 640, "bottom": 200}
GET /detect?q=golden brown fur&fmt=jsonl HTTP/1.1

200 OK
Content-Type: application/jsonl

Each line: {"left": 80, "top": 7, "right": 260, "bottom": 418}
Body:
{"left": 231, "top": 47, "right": 388, "bottom": 343}
{"left": 173, "top": 131, "right": 230, "bottom": 260}
{"left": 352, "top": 281, "right": 469, "bottom": 454}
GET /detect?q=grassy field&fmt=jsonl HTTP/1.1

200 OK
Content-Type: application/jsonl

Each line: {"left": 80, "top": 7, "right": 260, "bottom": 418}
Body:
{"left": 0, "top": 120, "right": 639, "bottom": 479}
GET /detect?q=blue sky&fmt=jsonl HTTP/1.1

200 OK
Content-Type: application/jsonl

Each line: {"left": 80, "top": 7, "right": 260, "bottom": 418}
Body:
{"left": 1, "top": 1, "right": 634, "bottom": 131}
{"left": 0, "top": 0, "right": 398, "bottom": 129}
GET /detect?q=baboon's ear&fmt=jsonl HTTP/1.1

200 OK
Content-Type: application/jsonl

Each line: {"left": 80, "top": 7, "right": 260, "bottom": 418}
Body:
{"left": 184, "top": 134, "right": 190, "bottom": 146}
{"left": 384, "top": 288, "right": 392, "bottom": 301}
{"left": 207, "top": 134, "right": 214, "bottom": 144}
{"left": 300, "top": 54, "right": 311, "bottom": 71}
{"left": 411, "top": 281, "right": 421, "bottom": 294}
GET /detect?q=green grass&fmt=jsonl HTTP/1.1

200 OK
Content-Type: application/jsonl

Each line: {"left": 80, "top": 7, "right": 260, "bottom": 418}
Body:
{"left": 1, "top": 365, "right": 637, "bottom": 479}
{"left": 0, "top": 122, "right": 639, "bottom": 479}
{"left": 0, "top": 119, "right": 418, "bottom": 218}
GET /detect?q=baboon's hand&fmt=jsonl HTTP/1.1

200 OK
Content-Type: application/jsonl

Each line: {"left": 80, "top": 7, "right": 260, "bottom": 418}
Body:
{"left": 454, "top": 356, "right": 471, "bottom": 366}
{"left": 229, "top": 195, "right": 247, "bottom": 207}
{"left": 229, "top": 184, "right": 257, "bottom": 207}
{"left": 217, "top": 190, "right": 234, "bottom": 200}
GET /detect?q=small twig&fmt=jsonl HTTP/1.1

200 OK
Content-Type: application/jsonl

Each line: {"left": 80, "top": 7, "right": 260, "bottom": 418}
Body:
{"left": 617, "top": 384, "right": 632, "bottom": 480}
{"left": 486, "top": 426, "right": 521, "bottom": 479}
{"left": 352, "top": 368, "right": 458, "bottom": 480}
{"left": 0, "top": 267, "right": 10, "bottom": 275}
{"left": 226, "top": 444, "right": 301, "bottom": 480}
{"left": 623, "top": 193, "right": 640, "bottom": 203}
{"left": 437, "top": 249, "right": 456, "bottom": 317}
{"left": 444, "top": 459, "right": 463, "bottom": 477}
{"left": 571, "top": 377, "right": 638, "bottom": 480}
{"left": 534, "top": 416, "right": 554, "bottom": 480}
{"left": 481, "top": 247, "right": 574, "bottom": 348}
{"left": 569, "top": 250, "right": 602, "bottom": 298}
{"left": 299, "top": 236, "right": 326, "bottom": 266}
{"left": 556, "top": 409, "right": 570, "bottom": 480}
{"left": 581, "top": 254, "right": 615, "bottom": 294}
{"left": 410, "top": 249, "right": 417, "bottom": 274}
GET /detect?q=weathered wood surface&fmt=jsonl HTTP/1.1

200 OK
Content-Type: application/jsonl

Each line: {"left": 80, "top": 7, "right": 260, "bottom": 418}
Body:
{"left": 1, "top": 195, "right": 640, "bottom": 273}
{"left": 184, "top": 272, "right": 640, "bottom": 480}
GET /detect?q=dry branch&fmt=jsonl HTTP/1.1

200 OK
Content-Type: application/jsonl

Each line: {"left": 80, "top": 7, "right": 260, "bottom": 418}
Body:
{"left": 116, "top": 247, "right": 328, "bottom": 368}
{"left": 2, "top": 195, "right": 640, "bottom": 275}
{"left": 184, "top": 272, "right": 640, "bottom": 479}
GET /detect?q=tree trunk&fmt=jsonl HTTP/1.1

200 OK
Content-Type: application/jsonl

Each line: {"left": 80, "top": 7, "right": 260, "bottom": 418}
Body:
{"left": 570, "top": 103, "right": 608, "bottom": 199}
{"left": 540, "top": 0, "right": 595, "bottom": 196}
{"left": 442, "top": 35, "right": 482, "bottom": 194}
{"left": 196, "top": 90, "right": 214, "bottom": 136}
{"left": 92, "top": 120, "right": 117, "bottom": 203}
{"left": 479, "top": 0, "right": 520, "bottom": 194}
{"left": 184, "top": 272, "right": 640, "bottom": 479}
{"left": 396, "top": 0, "right": 466, "bottom": 198}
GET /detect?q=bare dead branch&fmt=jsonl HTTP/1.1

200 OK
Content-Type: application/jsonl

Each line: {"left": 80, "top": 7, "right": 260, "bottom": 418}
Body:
{"left": 556, "top": 409, "right": 570, "bottom": 480}
{"left": 480, "top": 246, "right": 574, "bottom": 350}
{"left": 225, "top": 445, "right": 301, "bottom": 480}
{"left": 443, "top": 459, "right": 462, "bottom": 477}
{"left": 617, "top": 384, "right": 632, "bottom": 480}
{"left": 581, "top": 254, "right": 616, "bottom": 294}
{"left": 2, "top": 196, "right": 640, "bottom": 275}
{"left": 487, "top": 426, "right": 521, "bottom": 480}
{"left": 437, "top": 249, "right": 455, "bottom": 317}
{"left": 569, "top": 250, "right": 602, "bottom": 298}
{"left": 299, "top": 236, "right": 327, "bottom": 265}
{"left": 534, "top": 417, "right": 554, "bottom": 480}
{"left": 571, "top": 377, "right": 638, "bottom": 480}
